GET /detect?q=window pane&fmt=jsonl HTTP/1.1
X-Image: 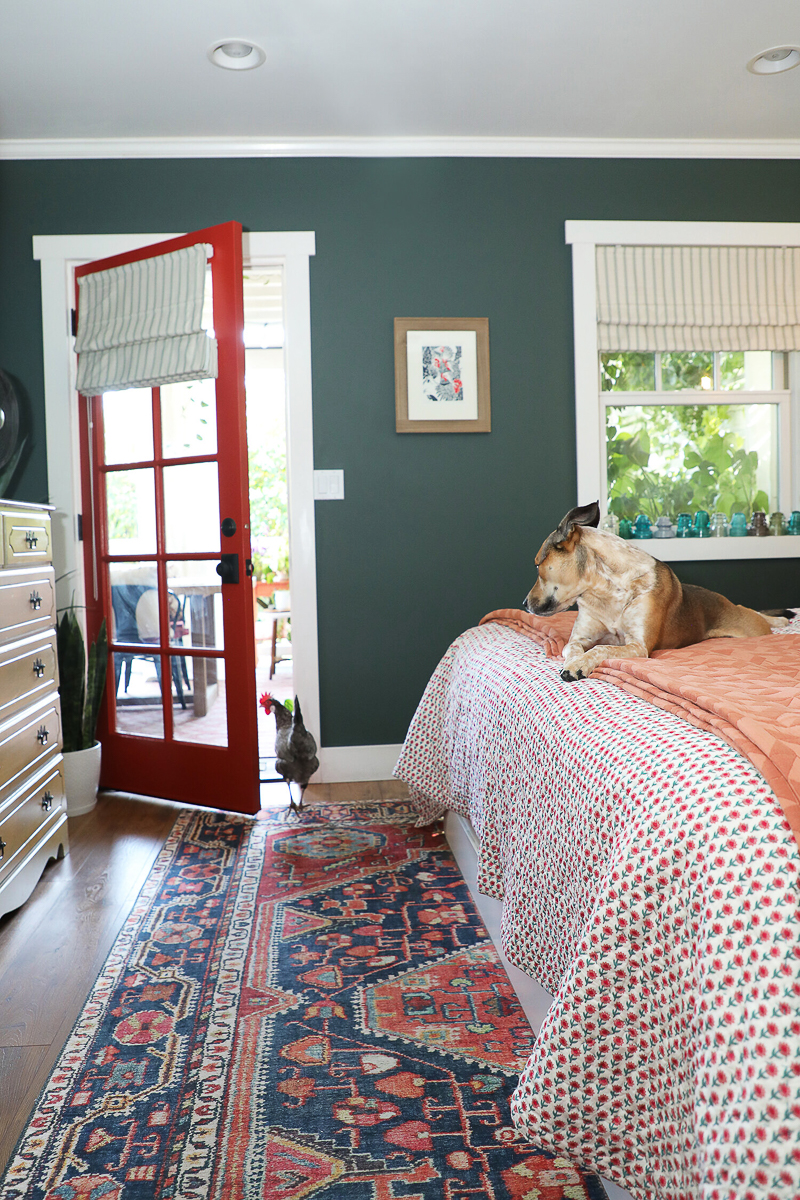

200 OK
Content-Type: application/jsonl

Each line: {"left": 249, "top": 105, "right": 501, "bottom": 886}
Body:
{"left": 108, "top": 561, "right": 164, "bottom": 740}
{"left": 108, "top": 562, "right": 160, "bottom": 647}
{"left": 172, "top": 656, "right": 228, "bottom": 747}
{"left": 105, "top": 469, "right": 157, "bottom": 555}
{"left": 606, "top": 403, "right": 778, "bottom": 521}
{"left": 167, "top": 560, "right": 224, "bottom": 651}
{"left": 103, "top": 389, "right": 154, "bottom": 464}
{"left": 163, "top": 462, "right": 220, "bottom": 553}
{"left": 660, "top": 352, "right": 714, "bottom": 391}
{"left": 114, "top": 667, "right": 165, "bottom": 739}
{"left": 600, "top": 352, "right": 655, "bottom": 392}
{"left": 720, "top": 351, "right": 773, "bottom": 391}
{"left": 160, "top": 378, "right": 218, "bottom": 458}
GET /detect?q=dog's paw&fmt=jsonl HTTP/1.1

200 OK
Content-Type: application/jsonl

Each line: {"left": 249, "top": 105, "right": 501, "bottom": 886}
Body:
{"left": 560, "top": 666, "right": 585, "bottom": 682}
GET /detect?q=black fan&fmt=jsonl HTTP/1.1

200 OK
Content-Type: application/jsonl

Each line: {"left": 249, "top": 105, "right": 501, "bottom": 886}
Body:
{"left": 0, "top": 371, "right": 26, "bottom": 494}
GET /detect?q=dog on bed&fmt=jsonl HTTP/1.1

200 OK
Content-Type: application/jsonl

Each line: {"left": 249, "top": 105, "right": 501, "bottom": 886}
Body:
{"left": 524, "top": 501, "right": 789, "bottom": 682}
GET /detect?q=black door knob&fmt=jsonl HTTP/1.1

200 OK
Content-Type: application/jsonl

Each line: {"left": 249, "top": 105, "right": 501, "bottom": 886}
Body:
{"left": 216, "top": 554, "right": 240, "bottom": 585}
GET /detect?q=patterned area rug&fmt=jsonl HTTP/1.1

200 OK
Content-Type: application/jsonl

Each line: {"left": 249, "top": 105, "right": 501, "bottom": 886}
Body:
{"left": 1, "top": 798, "right": 608, "bottom": 1199}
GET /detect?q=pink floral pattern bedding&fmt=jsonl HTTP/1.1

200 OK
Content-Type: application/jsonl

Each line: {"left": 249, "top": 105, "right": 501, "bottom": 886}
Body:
{"left": 394, "top": 616, "right": 800, "bottom": 1200}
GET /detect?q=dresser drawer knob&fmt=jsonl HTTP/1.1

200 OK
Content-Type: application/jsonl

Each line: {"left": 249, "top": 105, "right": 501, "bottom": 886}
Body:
{"left": 29, "top": 590, "right": 42, "bottom": 610}
{"left": 36, "top": 726, "right": 49, "bottom": 745}
{"left": 25, "top": 531, "right": 39, "bottom": 548}
{"left": 0, "top": 837, "right": 5, "bottom": 860}
{"left": 32, "top": 658, "right": 46, "bottom": 678}
{"left": 41, "top": 792, "right": 54, "bottom": 812}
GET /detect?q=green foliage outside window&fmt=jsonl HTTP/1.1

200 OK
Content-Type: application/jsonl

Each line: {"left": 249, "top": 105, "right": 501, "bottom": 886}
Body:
{"left": 606, "top": 405, "right": 770, "bottom": 523}
{"left": 601, "top": 351, "right": 751, "bottom": 393}
{"left": 602, "top": 351, "right": 772, "bottom": 523}
{"left": 600, "top": 353, "right": 655, "bottom": 392}
{"left": 660, "top": 351, "right": 714, "bottom": 391}
{"left": 106, "top": 473, "right": 139, "bottom": 541}
{"left": 248, "top": 440, "right": 288, "bottom": 580}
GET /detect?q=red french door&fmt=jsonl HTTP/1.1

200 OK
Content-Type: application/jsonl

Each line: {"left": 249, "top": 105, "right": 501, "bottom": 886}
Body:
{"left": 76, "top": 222, "right": 259, "bottom": 814}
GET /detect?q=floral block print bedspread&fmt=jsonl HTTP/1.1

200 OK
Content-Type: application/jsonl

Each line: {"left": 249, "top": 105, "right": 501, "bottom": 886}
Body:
{"left": 394, "top": 618, "right": 800, "bottom": 1200}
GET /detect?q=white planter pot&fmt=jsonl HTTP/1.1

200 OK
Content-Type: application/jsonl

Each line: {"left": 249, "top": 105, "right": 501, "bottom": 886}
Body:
{"left": 62, "top": 741, "right": 102, "bottom": 816}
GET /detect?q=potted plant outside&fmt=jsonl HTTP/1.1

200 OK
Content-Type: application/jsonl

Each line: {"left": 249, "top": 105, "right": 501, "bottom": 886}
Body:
{"left": 57, "top": 609, "right": 108, "bottom": 816}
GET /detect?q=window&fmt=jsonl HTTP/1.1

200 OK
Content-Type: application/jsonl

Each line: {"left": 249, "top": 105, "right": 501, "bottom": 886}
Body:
{"left": 601, "top": 349, "right": 787, "bottom": 523}
{"left": 566, "top": 222, "right": 800, "bottom": 559}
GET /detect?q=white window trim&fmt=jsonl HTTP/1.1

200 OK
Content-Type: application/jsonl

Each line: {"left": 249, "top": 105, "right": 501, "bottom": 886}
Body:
{"left": 566, "top": 220, "right": 800, "bottom": 561}
{"left": 32, "top": 230, "right": 322, "bottom": 748}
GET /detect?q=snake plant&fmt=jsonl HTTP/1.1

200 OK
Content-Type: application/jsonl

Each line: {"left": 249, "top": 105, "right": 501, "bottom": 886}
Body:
{"left": 57, "top": 609, "right": 108, "bottom": 753}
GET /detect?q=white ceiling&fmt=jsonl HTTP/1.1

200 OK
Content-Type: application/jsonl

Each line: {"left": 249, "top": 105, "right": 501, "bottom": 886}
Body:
{"left": 4, "top": 0, "right": 800, "bottom": 153}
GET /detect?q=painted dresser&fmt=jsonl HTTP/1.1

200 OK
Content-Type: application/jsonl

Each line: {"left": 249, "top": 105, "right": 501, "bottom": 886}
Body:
{"left": 0, "top": 500, "right": 68, "bottom": 920}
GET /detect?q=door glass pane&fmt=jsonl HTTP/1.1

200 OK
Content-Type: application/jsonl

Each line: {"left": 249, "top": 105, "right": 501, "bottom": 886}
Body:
{"left": 172, "top": 655, "right": 228, "bottom": 747}
{"left": 115, "top": 668, "right": 165, "bottom": 739}
{"left": 606, "top": 403, "right": 779, "bottom": 520}
{"left": 161, "top": 379, "right": 218, "bottom": 458}
{"left": 106, "top": 469, "right": 157, "bottom": 555}
{"left": 108, "top": 563, "right": 160, "bottom": 647}
{"left": 103, "top": 389, "right": 154, "bottom": 464}
{"left": 163, "top": 462, "right": 220, "bottom": 553}
{"left": 109, "top": 560, "right": 165, "bottom": 739}
{"left": 167, "top": 560, "right": 224, "bottom": 651}
{"left": 113, "top": 676, "right": 165, "bottom": 739}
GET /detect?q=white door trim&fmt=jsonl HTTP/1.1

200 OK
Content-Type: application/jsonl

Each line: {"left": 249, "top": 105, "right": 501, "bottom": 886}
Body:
{"left": 32, "top": 229, "right": 322, "bottom": 750}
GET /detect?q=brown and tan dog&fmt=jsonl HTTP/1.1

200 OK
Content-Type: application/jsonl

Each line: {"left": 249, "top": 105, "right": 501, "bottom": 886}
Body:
{"left": 524, "top": 501, "right": 788, "bottom": 682}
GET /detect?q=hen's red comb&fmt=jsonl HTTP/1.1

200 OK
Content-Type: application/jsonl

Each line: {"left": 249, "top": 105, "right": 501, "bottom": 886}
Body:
{"left": 259, "top": 692, "right": 274, "bottom": 712}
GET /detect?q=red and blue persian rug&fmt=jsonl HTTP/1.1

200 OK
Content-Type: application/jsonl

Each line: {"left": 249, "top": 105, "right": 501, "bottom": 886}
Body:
{"left": 1, "top": 798, "right": 608, "bottom": 1199}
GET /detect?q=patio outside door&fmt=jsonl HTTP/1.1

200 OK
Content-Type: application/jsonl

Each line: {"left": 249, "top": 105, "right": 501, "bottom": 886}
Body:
{"left": 76, "top": 221, "right": 259, "bottom": 815}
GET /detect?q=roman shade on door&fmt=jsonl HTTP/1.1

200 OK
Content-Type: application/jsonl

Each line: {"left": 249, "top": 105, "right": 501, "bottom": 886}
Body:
{"left": 75, "top": 242, "right": 218, "bottom": 393}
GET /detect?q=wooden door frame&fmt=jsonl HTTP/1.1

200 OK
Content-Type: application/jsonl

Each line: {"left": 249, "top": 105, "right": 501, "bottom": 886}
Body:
{"left": 33, "top": 230, "right": 322, "bottom": 752}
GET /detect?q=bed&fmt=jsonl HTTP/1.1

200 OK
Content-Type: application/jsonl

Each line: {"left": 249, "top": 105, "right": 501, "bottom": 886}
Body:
{"left": 394, "top": 612, "right": 800, "bottom": 1200}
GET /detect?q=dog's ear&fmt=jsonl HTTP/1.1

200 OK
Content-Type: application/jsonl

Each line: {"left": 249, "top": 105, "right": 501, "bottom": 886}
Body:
{"left": 552, "top": 501, "right": 600, "bottom": 546}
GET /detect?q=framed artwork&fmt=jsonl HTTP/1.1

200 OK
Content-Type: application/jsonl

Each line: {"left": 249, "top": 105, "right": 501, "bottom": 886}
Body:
{"left": 394, "top": 318, "right": 490, "bottom": 433}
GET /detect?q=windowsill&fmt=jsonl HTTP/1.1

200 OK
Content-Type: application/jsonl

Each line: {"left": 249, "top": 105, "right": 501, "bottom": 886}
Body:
{"left": 633, "top": 537, "right": 800, "bottom": 561}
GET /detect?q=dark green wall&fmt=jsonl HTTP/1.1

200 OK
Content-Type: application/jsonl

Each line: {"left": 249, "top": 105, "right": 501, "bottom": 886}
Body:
{"left": 2, "top": 157, "right": 799, "bottom": 746}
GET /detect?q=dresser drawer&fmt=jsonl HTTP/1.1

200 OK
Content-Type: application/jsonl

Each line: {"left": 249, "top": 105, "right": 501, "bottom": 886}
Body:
{"left": 0, "top": 567, "right": 57, "bottom": 647}
{"left": 0, "top": 760, "right": 66, "bottom": 888}
{"left": 0, "top": 700, "right": 62, "bottom": 808}
{"left": 1, "top": 511, "right": 52, "bottom": 566}
{"left": 0, "top": 632, "right": 58, "bottom": 723}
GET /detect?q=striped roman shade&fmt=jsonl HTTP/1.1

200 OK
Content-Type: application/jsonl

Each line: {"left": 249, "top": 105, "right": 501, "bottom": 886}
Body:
{"left": 75, "top": 244, "right": 218, "bottom": 394}
{"left": 596, "top": 244, "right": 800, "bottom": 352}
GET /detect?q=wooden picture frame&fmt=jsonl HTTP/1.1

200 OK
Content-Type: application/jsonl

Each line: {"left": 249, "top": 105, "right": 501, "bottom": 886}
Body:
{"left": 394, "top": 317, "right": 490, "bottom": 433}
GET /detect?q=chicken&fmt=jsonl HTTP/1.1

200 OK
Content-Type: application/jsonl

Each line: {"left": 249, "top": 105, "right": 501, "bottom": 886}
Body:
{"left": 259, "top": 693, "right": 319, "bottom": 811}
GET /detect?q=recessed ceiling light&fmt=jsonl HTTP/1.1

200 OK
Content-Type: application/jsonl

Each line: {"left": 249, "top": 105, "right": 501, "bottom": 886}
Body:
{"left": 746, "top": 45, "right": 800, "bottom": 75}
{"left": 207, "top": 40, "right": 266, "bottom": 71}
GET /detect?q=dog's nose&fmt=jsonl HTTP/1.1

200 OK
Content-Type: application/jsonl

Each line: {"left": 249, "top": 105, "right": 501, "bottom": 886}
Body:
{"left": 522, "top": 597, "right": 530, "bottom": 611}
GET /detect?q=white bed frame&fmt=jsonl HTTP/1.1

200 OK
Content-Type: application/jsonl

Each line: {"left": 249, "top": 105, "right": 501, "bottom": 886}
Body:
{"left": 444, "top": 810, "right": 635, "bottom": 1200}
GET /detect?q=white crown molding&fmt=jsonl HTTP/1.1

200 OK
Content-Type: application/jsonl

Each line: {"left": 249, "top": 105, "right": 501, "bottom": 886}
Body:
{"left": 5, "top": 135, "right": 800, "bottom": 161}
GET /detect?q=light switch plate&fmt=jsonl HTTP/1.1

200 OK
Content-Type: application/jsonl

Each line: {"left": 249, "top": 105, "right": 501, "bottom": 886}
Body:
{"left": 313, "top": 469, "right": 345, "bottom": 500}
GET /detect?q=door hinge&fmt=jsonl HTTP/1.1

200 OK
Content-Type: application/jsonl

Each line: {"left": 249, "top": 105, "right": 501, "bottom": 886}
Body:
{"left": 77, "top": 513, "right": 83, "bottom": 541}
{"left": 71, "top": 308, "right": 78, "bottom": 337}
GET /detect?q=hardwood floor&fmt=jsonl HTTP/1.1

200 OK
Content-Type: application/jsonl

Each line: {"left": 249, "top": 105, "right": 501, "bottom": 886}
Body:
{"left": 0, "top": 778, "right": 408, "bottom": 1175}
